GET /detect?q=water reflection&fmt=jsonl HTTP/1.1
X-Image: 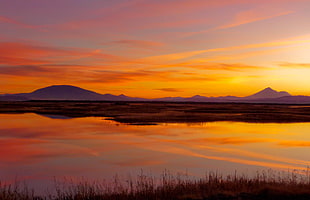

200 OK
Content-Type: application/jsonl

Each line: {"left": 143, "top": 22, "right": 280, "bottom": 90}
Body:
{"left": 0, "top": 113, "right": 309, "bottom": 192}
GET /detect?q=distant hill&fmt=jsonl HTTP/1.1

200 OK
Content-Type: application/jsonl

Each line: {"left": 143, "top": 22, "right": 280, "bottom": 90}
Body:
{"left": 1, "top": 85, "right": 309, "bottom": 104}
{"left": 0, "top": 95, "right": 28, "bottom": 101}
{"left": 153, "top": 95, "right": 241, "bottom": 102}
{"left": 3, "top": 85, "right": 145, "bottom": 101}
{"left": 245, "top": 87, "right": 291, "bottom": 99}
{"left": 24, "top": 85, "right": 105, "bottom": 100}
{"left": 275, "top": 95, "right": 310, "bottom": 103}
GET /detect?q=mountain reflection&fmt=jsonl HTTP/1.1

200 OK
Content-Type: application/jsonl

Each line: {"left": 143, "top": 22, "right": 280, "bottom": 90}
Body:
{"left": 0, "top": 113, "right": 309, "bottom": 190}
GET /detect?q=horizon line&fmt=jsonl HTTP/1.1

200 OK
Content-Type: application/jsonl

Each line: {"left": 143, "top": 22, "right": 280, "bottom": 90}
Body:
{"left": 2, "top": 84, "right": 300, "bottom": 99}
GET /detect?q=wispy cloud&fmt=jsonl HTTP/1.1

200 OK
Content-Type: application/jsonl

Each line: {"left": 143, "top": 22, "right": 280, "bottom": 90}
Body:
{"left": 109, "top": 39, "right": 165, "bottom": 49}
{"left": 154, "top": 88, "right": 183, "bottom": 92}
{"left": 184, "top": 63, "right": 270, "bottom": 71}
{"left": 278, "top": 141, "right": 310, "bottom": 147}
{"left": 45, "top": 0, "right": 249, "bottom": 35}
{"left": 0, "top": 65, "right": 56, "bottom": 76}
{"left": 216, "top": 11, "right": 294, "bottom": 30}
{"left": 278, "top": 62, "right": 310, "bottom": 68}
{"left": 0, "top": 42, "right": 128, "bottom": 66}
{"left": 0, "top": 16, "right": 37, "bottom": 29}
{"left": 139, "top": 37, "right": 310, "bottom": 64}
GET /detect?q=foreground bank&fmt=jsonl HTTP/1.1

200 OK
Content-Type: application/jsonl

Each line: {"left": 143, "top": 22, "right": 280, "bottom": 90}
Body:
{"left": 1, "top": 170, "right": 310, "bottom": 200}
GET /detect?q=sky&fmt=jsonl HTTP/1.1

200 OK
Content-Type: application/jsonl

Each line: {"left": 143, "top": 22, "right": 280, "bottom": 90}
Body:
{"left": 1, "top": 0, "right": 310, "bottom": 98}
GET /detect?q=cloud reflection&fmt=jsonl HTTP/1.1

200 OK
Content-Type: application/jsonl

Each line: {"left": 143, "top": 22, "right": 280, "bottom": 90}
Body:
{"left": 0, "top": 114, "right": 309, "bottom": 180}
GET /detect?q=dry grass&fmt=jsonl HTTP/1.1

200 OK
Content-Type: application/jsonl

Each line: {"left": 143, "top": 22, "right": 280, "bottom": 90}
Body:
{"left": 1, "top": 169, "right": 310, "bottom": 200}
{"left": 0, "top": 181, "right": 36, "bottom": 200}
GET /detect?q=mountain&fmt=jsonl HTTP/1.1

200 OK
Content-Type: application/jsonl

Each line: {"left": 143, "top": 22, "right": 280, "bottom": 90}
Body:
{"left": 0, "top": 95, "right": 28, "bottom": 101}
{"left": 154, "top": 95, "right": 211, "bottom": 102}
{"left": 4, "top": 85, "right": 145, "bottom": 101}
{"left": 275, "top": 95, "right": 310, "bottom": 103}
{"left": 24, "top": 85, "right": 105, "bottom": 100}
{"left": 187, "top": 95, "right": 211, "bottom": 102}
{"left": 1, "top": 85, "right": 309, "bottom": 104}
{"left": 153, "top": 97, "right": 186, "bottom": 102}
{"left": 245, "top": 87, "right": 291, "bottom": 99}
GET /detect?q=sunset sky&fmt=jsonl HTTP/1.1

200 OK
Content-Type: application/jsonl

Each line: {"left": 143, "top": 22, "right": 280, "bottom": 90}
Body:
{"left": 1, "top": 0, "right": 310, "bottom": 98}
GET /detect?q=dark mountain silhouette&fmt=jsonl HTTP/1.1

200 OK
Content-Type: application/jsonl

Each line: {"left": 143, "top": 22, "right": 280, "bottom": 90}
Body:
{"left": 245, "top": 87, "right": 291, "bottom": 99}
{"left": 153, "top": 95, "right": 241, "bottom": 102}
{"left": 6, "top": 85, "right": 145, "bottom": 101}
{"left": 24, "top": 85, "right": 105, "bottom": 100}
{"left": 154, "top": 96, "right": 186, "bottom": 102}
{"left": 187, "top": 95, "right": 210, "bottom": 102}
{"left": 1, "top": 85, "right": 309, "bottom": 103}
{"left": 153, "top": 87, "right": 305, "bottom": 103}
{"left": 0, "top": 95, "right": 28, "bottom": 101}
{"left": 274, "top": 95, "right": 310, "bottom": 103}
{"left": 154, "top": 95, "right": 211, "bottom": 102}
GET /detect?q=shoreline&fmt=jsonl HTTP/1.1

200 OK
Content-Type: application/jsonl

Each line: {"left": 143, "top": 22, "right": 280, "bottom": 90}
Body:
{"left": 1, "top": 101, "right": 310, "bottom": 125}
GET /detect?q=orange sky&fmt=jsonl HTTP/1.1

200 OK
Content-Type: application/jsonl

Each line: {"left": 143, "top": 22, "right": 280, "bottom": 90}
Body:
{"left": 1, "top": 0, "right": 310, "bottom": 98}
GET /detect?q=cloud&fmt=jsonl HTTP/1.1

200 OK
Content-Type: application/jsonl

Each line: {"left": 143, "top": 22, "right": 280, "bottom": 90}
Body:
{"left": 139, "top": 37, "right": 310, "bottom": 64}
{"left": 0, "top": 42, "right": 127, "bottom": 66}
{"left": 0, "top": 42, "right": 65, "bottom": 65}
{"left": 278, "top": 141, "right": 310, "bottom": 147}
{"left": 216, "top": 11, "right": 294, "bottom": 30}
{"left": 186, "top": 63, "right": 269, "bottom": 71}
{"left": 0, "top": 65, "right": 67, "bottom": 77}
{"left": 0, "top": 16, "right": 37, "bottom": 29}
{"left": 78, "top": 69, "right": 224, "bottom": 83}
{"left": 0, "top": 63, "right": 228, "bottom": 85}
{"left": 109, "top": 39, "right": 164, "bottom": 49}
{"left": 77, "top": 70, "right": 157, "bottom": 83}
{"left": 154, "top": 88, "right": 183, "bottom": 92}
{"left": 0, "top": 56, "right": 49, "bottom": 66}
{"left": 278, "top": 62, "right": 310, "bottom": 68}
{"left": 0, "top": 65, "right": 146, "bottom": 83}
{"left": 57, "top": 0, "right": 245, "bottom": 31}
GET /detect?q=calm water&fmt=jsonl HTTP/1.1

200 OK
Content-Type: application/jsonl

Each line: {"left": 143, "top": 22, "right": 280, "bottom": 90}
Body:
{"left": 0, "top": 113, "right": 309, "bottom": 193}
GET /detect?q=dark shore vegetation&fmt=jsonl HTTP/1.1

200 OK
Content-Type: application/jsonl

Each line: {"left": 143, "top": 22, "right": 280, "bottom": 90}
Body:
{"left": 1, "top": 170, "right": 310, "bottom": 200}
{"left": 1, "top": 101, "right": 310, "bottom": 124}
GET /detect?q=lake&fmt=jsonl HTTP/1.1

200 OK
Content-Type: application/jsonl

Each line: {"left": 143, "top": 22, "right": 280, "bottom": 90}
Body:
{"left": 0, "top": 113, "right": 309, "bottom": 194}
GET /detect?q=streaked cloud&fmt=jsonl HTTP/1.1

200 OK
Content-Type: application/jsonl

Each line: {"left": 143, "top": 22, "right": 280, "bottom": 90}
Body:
{"left": 0, "top": 64, "right": 227, "bottom": 86}
{"left": 183, "top": 63, "right": 269, "bottom": 71}
{"left": 154, "top": 88, "right": 183, "bottom": 92}
{"left": 0, "top": 15, "right": 37, "bottom": 29}
{"left": 0, "top": 42, "right": 128, "bottom": 66}
{"left": 279, "top": 62, "right": 310, "bottom": 68}
{"left": 278, "top": 141, "right": 310, "bottom": 147}
{"left": 216, "top": 11, "right": 294, "bottom": 30}
{"left": 140, "top": 37, "right": 310, "bottom": 64}
{"left": 109, "top": 39, "right": 165, "bottom": 49}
